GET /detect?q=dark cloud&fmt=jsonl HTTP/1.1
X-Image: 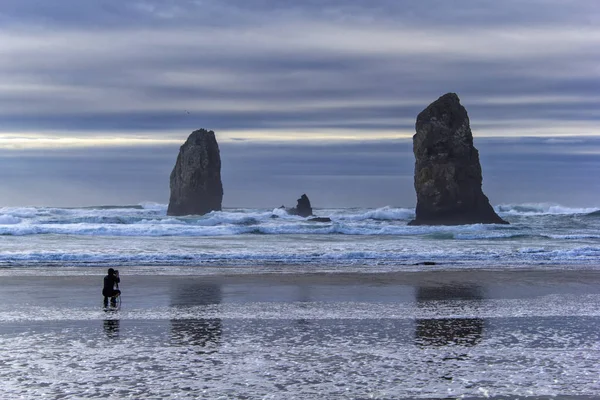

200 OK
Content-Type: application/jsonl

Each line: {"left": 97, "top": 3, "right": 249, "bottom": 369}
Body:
{"left": 2, "top": 1, "right": 598, "bottom": 29}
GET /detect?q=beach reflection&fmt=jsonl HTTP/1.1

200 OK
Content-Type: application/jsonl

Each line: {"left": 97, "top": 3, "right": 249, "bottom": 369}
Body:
{"left": 170, "top": 319, "right": 222, "bottom": 350}
{"left": 170, "top": 282, "right": 222, "bottom": 352}
{"left": 103, "top": 318, "right": 120, "bottom": 339}
{"left": 415, "top": 286, "right": 484, "bottom": 347}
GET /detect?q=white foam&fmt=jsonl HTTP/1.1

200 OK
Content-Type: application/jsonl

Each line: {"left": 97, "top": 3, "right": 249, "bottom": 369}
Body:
{"left": 518, "top": 247, "right": 546, "bottom": 254}
{"left": 138, "top": 202, "right": 167, "bottom": 212}
{"left": 547, "top": 234, "right": 600, "bottom": 240}
{"left": 0, "top": 206, "right": 41, "bottom": 218}
{"left": 0, "top": 203, "right": 599, "bottom": 269}
{"left": 271, "top": 207, "right": 290, "bottom": 217}
{"left": 497, "top": 203, "right": 599, "bottom": 215}
{"left": 331, "top": 206, "right": 414, "bottom": 221}
{"left": 0, "top": 215, "right": 21, "bottom": 224}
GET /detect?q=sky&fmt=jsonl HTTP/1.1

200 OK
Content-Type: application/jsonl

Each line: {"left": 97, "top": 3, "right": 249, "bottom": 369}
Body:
{"left": 0, "top": 0, "right": 599, "bottom": 208}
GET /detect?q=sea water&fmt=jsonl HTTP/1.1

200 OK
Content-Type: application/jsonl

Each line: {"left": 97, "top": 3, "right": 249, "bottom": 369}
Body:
{"left": 0, "top": 202, "right": 599, "bottom": 270}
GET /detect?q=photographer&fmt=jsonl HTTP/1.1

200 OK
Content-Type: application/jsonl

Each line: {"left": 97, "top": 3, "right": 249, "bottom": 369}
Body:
{"left": 102, "top": 268, "right": 121, "bottom": 307}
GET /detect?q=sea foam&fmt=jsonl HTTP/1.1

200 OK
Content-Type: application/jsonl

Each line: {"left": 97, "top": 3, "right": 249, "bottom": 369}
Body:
{"left": 0, "top": 203, "right": 599, "bottom": 269}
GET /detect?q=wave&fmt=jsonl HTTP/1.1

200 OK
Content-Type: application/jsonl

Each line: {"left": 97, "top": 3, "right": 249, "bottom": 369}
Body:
{"left": 0, "top": 203, "right": 599, "bottom": 238}
{"left": 0, "top": 253, "right": 410, "bottom": 268}
{"left": 138, "top": 202, "right": 168, "bottom": 211}
{"left": 0, "top": 215, "right": 21, "bottom": 225}
{"left": 545, "top": 234, "right": 600, "bottom": 240}
{"left": 79, "top": 204, "right": 145, "bottom": 210}
{"left": 268, "top": 206, "right": 415, "bottom": 221}
{"left": 0, "top": 221, "right": 572, "bottom": 239}
{"left": 1, "top": 202, "right": 600, "bottom": 270}
{"left": 2, "top": 244, "right": 600, "bottom": 268}
{"left": 496, "top": 203, "right": 599, "bottom": 216}
{"left": 330, "top": 206, "right": 414, "bottom": 221}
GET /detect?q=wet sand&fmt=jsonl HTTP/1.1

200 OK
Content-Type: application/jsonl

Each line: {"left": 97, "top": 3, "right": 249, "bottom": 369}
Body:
{"left": 1, "top": 267, "right": 600, "bottom": 398}
{"left": 2, "top": 267, "right": 600, "bottom": 311}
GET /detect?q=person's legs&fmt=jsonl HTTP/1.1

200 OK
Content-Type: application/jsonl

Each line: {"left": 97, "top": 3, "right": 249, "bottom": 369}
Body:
{"left": 104, "top": 296, "right": 109, "bottom": 307}
{"left": 110, "top": 290, "right": 121, "bottom": 306}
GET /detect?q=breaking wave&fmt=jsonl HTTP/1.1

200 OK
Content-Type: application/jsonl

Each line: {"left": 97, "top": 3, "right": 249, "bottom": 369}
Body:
{"left": 0, "top": 202, "right": 599, "bottom": 268}
{"left": 496, "top": 203, "right": 599, "bottom": 216}
{"left": 0, "top": 203, "right": 597, "bottom": 238}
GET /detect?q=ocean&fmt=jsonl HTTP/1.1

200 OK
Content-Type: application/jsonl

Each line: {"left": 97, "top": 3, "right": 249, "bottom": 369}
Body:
{"left": 0, "top": 202, "right": 599, "bottom": 271}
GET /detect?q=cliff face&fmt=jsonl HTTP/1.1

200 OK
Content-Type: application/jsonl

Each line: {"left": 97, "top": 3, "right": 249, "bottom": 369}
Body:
{"left": 167, "top": 129, "right": 223, "bottom": 216}
{"left": 409, "top": 93, "right": 507, "bottom": 225}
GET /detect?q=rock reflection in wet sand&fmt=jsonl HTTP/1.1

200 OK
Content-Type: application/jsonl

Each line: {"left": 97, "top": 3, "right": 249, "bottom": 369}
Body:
{"left": 415, "top": 286, "right": 484, "bottom": 347}
{"left": 170, "top": 282, "right": 222, "bottom": 352}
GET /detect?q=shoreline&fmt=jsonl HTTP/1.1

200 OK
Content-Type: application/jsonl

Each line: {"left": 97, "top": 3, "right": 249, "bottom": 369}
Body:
{"left": 2, "top": 262, "right": 600, "bottom": 275}
{"left": 2, "top": 266, "right": 600, "bottom": 312}
{"left": 2, "top": 264, "right": 600, "bottom": 285}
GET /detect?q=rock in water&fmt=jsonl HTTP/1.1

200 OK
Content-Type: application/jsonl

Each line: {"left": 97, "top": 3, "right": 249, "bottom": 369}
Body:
{"left": 288, "top": 194, "right": 313, "bottom": 217}
{"left": 409, "top": 93, "right": 507, "bottom": 225}
{"left": 308, "top": 217, "right": 332, "bottom": 223}
{"left": 167, "top": 129, "right": 223, "bottom": 216}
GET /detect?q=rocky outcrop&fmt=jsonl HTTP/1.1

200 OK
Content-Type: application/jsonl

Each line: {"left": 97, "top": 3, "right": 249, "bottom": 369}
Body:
{"left": 287, "top": 194, "right": 313, "bottom": 217}
{"left": 167, "top": 129, "right": 223, "bottom": 216}
{"left": 408, "top": 93, "right": 507, "bottom": 225}
{"left": 308, "top": 217, "right": 332, "bottom": 223}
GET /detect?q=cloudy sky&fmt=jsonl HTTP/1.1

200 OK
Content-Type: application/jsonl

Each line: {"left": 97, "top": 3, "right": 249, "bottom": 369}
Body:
{"left": 0, "top": 0, "right": 599, "bottom": 208}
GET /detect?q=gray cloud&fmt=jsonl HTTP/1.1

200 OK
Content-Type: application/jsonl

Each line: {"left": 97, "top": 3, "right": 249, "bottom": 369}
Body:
{"left": 0, "top": 1, "right": 599, "bottom": 207}
{"left": 0, "top": 1, "right": 599, "bottom": 141}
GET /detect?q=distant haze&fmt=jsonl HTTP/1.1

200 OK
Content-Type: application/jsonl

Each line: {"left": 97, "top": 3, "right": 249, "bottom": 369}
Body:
{"left": 1, "top": 137, "right": 599, "bottom": 208}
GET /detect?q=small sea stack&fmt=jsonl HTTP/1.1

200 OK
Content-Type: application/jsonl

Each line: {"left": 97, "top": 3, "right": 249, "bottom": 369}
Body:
{"left": 409, "top": 93, "right": 507, "bottom": 226}
{"left": 167, "top": 129, "right": 223, "bottom": 216}
{"left": 287, "top": 194, "right": 313, "bottom": 217}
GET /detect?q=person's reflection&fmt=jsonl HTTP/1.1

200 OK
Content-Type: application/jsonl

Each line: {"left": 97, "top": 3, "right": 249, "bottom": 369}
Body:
{"left": 170, "top": 281, "right": 222, "bottom": 353}
{"left": 414, "top": 286, "right": 484, "bottom": 347}
{"left": 103, "top": 318, "right": 120, "bottom": 339}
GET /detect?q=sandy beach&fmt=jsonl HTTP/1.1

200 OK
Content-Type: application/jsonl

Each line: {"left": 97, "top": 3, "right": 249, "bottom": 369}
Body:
{"left": 1, "top": 267, "right": 600, "bottom": 398}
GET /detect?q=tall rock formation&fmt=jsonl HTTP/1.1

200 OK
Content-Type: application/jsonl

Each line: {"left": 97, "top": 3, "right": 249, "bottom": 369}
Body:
{"left": 167, "top": 129, "right": 223, "bottom": 216}
{"left": 409, "top": 93, "right": 507, "bottom": 225}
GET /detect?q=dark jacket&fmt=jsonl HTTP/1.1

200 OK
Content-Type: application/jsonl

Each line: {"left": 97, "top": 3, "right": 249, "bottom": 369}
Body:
{"left": 102, "top": 274, "right": 120, "bottom": 296}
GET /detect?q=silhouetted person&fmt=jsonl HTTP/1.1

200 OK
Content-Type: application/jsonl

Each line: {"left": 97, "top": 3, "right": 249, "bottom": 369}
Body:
{"left": 102, "top": 268, "right": 121, "bottom": 307}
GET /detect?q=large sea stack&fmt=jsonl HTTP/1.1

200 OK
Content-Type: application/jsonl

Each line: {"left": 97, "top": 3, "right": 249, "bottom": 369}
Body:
{"left": 409, "top": 93, "right": 507, "bottom": 226}
{"left": 167, "top": 129, "right": 223, "bottom": 216}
